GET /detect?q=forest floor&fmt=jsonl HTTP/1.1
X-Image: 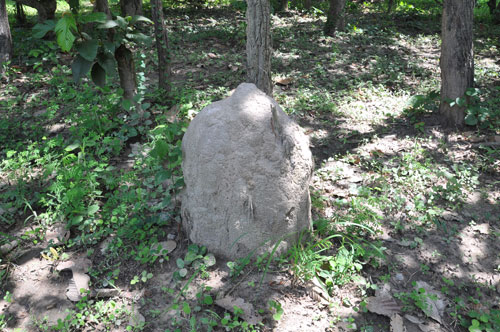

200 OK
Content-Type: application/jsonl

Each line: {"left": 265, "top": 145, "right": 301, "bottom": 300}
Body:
{"left": 1, "top": 4, "right": 500, "bottom": 332}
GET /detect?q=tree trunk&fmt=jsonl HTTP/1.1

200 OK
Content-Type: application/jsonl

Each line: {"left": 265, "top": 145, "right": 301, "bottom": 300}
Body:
{"left": 487, "top": 0, "right": 496, "bottom": 13}
{"left": 439, "top": 0, "right": 474, "bottom": 128}
{"left": 278, "top": 0, "right": 288, "bottom": 12}
{"left": 304, "top": 0, "right": 312, "bottom": 10}
{"left": 95, "top": 0, "right": 112, "bottom": 18}
{"left": 0, "top": 0, "right": 12, "bottom": 72}
{"left": 13, "top": 0, "right": 56, "bottom": 21}
{"left": 16, "top": 3, "right": 26, "bottom": 25}
{"left": 387, "top": 0, "right": 394, "bottom": 13}
{"left": 246, "top": 0, "right": 272, "bottom": 96}
{"left": 324, "top": 0, "right": 346, "bottom": 36}
{"left": 115, "top": 44, "right": 137, "bottom": 101}
{"left": 489, "top": 0, "right": 500, "bottom": 24}
{"left": 120, "top": 0, "right": 142, "bottom": 16}
{"left": 151, "top": 0, "right": 171, "bottom": 93}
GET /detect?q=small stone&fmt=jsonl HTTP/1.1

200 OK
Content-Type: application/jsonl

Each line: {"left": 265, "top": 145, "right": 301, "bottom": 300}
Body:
{"left": 394, "top": 273, "right": 405, "bottom": 283}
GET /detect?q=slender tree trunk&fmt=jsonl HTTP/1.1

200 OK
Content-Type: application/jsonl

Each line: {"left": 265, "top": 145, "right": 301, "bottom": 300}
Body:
{"left": 16, "top": 3, "right": 26, "bottom": 24}
{"left": 120, "top": 0, "right": 142, "bottom": 16}
{"left": 487, "top": 0, "right": 496, "bottom": 13}
{"left": 14, "top": 0, "right": 56, "bottom": 21}
{"left": 304, "top": 0, "right": 312, "bottom": 10}
{"left": 95, "top": 0, "right": 112, "bottom": 18}
{"left": 151, "top": 0, "right": 171, "bottom": 93}
{"left": 490, "top": 0, "right": 500, "bottom": 24}
{"left": 246, "top": 0, "right": 272, "bottom": 96}
{"left": 387, "top": 0, "right": 394, "bottom": 13}
{"left": 439, "top": 0, "right": 474, "bottom": 128}
{"left": 0, "top": 0, "right": 12, "bottom": 72}
{"left": 278, "top": 0, "right": 288, "bottom": 12}
{"left": 324, "top": 0, "right": 346, "bottom": 36}
{"left": 115, "top": 44, "right": 137, "bottom": 101}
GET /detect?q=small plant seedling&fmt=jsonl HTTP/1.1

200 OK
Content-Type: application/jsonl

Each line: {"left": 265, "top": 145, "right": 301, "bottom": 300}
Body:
{"left": 268, "top": 300, "right": 283, "bottom": 321}
{"left": 131, "top": 270, "right": 153, "bottom": 285}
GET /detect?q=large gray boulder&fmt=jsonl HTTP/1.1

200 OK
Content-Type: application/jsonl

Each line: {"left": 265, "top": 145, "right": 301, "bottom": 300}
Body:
{"left": 181, "top": 83, "right": 313, "bottom": 260}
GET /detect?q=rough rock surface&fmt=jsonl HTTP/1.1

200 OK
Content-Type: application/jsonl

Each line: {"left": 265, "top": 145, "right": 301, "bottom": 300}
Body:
{"left": 181, "top": 83, "right": 313, "bottom": 259}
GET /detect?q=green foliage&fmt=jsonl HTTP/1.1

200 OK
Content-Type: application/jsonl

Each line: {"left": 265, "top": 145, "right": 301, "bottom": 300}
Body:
{"left": 54, "top": 15, "right": 77, "bottom": 52}
{"left": 465, "top": 309, "right": 500, "bottom": 332}
{"left": 35, "top": 295, "right": 133, "bottom": 331}
{"left": 268, "top": 300, "right": 283, "bottom": 321}
{"left": 459, "top": 88, "right": 500, "bottom": 129}
{"left": 33, "top": 12, "right": 152, "bottom": 88}
{"left": 394, "top": 282, "right": 438, "bottom": 317}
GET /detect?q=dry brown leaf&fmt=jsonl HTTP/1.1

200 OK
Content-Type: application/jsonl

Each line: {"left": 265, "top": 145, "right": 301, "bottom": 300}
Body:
{"left": 366, "top": 296, "right": 401, "bottom": 317}
{"left": 166, "top": 105, "right": 181, "bottom": 123}
{"left": 73, "top": 271, "right": 90, "bottom": 293}
{"left": 46, "top": 223, "right": 70, "bottom": 245}
{"left": 207, "top": 52, "right": 218, "bottom": 59}
{"left": 91, "top": 288, "right": 120, "bottom": 298}
{"left": 151, "top": 240, "right": 177, "bottom": 256}
{"left": 215, "top": 296, "right": 263, "bottom": 325}
{"left": 304, "top": 278, "right": 330, "bottom": 305}
{"left": 129, "top": 308, "right": 145, "bottom": 328}
{"left": 471, "top": 223, "right": 489, "bottom": 235}
{"left": 0, "top": 240, "right": 19, "bottom": 255}
{"left": 275, "top": 77, "right": 293, "bottom": 86}
{"left": 404, "top": 314, "right": 424, "bottom": 324}
{"left": 66, "top": 277, "right": 81, "bottom": 302}
{"left": 56, "top": 257, "right": 92, "bottom": 273}
{"left": 414, "top": 281, "right": 446, "bottom": 323}
{"left": 228, "top": 64, "right": 239, "bottom": 72}
{"left": 390, "top": 314, "right": 406, "bottom": 332}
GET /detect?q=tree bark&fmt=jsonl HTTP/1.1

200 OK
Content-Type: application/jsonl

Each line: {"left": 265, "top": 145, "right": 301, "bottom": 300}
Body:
{"left": 387, "top": 0, "right": 394, "bottom": 13}
{"left": 324, "top": 0, "right": 346, "bottom": 36}
{"left": 304, "top": 0, "right": 312, "bottom": 10}
{"left": 439, "top": 0, "right": 474, "bottom": 128}
{"left": 115, "top": 44, "right": 137, "bottom": 101}
{"left": 278, "top": 0, "right": 288, "bottom": 12}
{"left": 151, "top": 0, "right": 171, "bottom": 92}
{"left": 16, "top": 3, "right": 26, "bottom": 25}
{"left": 246, "top": 0, "right": 272, "bottom": 96}
{"left": 95, "top": 0, "right": 112, "bottom": 18}
{"left": 13, "top": 0, "right": 56, "bottom": 21}
{"left": 487, "top": 0, "right": 496, "bottom": 13}
{"left": 489, "top": 0, "right": 500, "bottom": 24}
{"left": 120, "top": 0, "right": 142, "bottom": 16}
{"left": 0, "top": 0, "right": 12, "bottom": 72}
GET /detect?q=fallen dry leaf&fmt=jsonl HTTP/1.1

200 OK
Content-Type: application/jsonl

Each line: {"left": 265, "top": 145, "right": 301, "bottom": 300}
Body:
{"left": 207, "top": 52, "right": 218, "bottom": 59}
{"left": 166, "top": 105, "right": 181, "bottom": 123}
{"left": 151, "top": 240, "right": 177, "bottom": 256}
{"left": 58, "top": 256, "right": 93, "bottom": 302}
{"left": 73, "top": 271, "right": 90, "bottom": 294}
{"left": 57, "top": 257, "right": 92, "bottom": 273}
{"left": 275, "top": 77, "right": 293, "bottom": 86}
{"left": 471, "top": 223, "right": 489, "bottom": 235}
{"left": 366, "top": 295, "right": 401, "bottom": 317}
{"left": 304, "top": 277, "right": 331, "bottom": 305}
{"left": 129, "top": 308, "right": 145, "bottom": 328}
{"left": 414, "top": 281, "right": 446, "bottom": 323}
{"left": 390, "top": 314, "right": 406, "bottom": 332}
{"left": 45, "top": 223, "right": 70, "bottom": 245}
{"left": 215, "top": 296, "right": 263, "bottom": 325}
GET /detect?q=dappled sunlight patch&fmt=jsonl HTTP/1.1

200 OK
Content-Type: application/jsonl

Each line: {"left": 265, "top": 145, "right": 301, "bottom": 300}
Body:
{"left": 337, "top": 85, "right": 409, "bottom": 125}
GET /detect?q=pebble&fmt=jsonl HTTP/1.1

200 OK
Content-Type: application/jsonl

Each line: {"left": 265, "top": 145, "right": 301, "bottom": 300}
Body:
{"left": 394, "top": 273, "right": 405, "bottom": 283}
